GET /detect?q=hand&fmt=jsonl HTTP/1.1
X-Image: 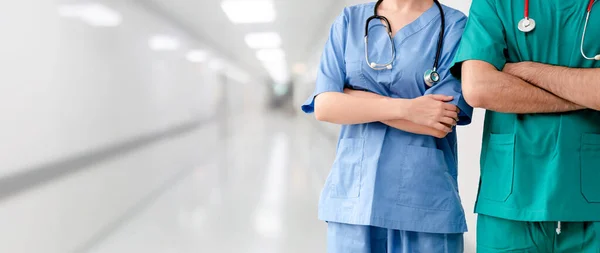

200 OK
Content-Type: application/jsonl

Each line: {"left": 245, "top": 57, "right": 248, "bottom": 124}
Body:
{"left": 404, "top": 95, "right": 460, "bottom": 133}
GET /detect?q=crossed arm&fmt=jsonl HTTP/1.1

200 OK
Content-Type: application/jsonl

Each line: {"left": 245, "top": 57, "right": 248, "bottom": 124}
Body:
{"left": 461, "top": 60, "right": 599, "bottom": 113}
{"left": 342, "top": 89, "right": 452, "bottom": 138}
{"left": 503, "top": 61, "right": 600, "bottom": 111}
{"left": 314, "top": 90, "right": 459, "bottom": 138}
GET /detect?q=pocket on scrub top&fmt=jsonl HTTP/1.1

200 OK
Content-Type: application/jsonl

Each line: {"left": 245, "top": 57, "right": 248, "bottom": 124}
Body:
{"left": 396, "top": 145, "right": 459, "bottom": 211}
{"left": 580, "top": 133, "right": 600, "bottom": 203}
{"left": 329, "top": 138, "right": 365, "bottom": 199}
{"left": 479, "top": 133, "right": 515, "bottom": 202}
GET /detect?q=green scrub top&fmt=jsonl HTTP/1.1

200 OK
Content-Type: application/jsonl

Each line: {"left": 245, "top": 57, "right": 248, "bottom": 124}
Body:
{"left": 451, "top": 0, "right": 600, "bottom": 222}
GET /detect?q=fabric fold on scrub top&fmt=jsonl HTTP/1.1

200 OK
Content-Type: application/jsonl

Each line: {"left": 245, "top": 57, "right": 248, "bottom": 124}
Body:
{"left": 450, "top": 0, "right": 600, "bottom": 221}
{"left": 301, "top": 2, "right": 473, "bottom": 234}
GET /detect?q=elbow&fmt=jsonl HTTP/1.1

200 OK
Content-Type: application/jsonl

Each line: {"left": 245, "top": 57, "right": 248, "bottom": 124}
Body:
{"left": 462, "top": 75, "right": 488, "bottom": 108}
{"left": 314, "top": 108, "right": 329, "bottom": 122}
{"left": 313, "top": 94, "right": 331, "bottom": 122}
{"left": 461, "top": 60, "right": 496, "bottom": 109}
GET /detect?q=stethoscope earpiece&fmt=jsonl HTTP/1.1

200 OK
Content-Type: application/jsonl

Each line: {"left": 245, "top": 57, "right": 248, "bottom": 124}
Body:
{"left": 595, "top": 55, "right": 600, "bottom": 61}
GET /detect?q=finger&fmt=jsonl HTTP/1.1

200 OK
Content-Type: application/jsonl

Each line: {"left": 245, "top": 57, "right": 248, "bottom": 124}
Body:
{"left": 456, "top": 106, "right": 460, "bottom": 122}
{"left": 443, "top": 103, "right": 458, "bottom": 111}
{"left": 429, "top": 94, "right": 454, "bottom": 102}
{"left": 434, "top": 123, "right": 452, "bottom": 133}
{"left": 444, "top": 110, "right": 459, "bottom": 120}
{"left": 455, "top": 107, "right": 461, "bottom": 121}
{"left": 450, "top": 113, "right": 460, "bottom": 122}
{"left": 439, "top": 116, "right": 456, "bottom": 126}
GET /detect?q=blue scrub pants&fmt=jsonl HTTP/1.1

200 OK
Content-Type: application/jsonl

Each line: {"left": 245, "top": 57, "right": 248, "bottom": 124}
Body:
{"left": 327, "top": 222, "right": 464, "bottom": 253}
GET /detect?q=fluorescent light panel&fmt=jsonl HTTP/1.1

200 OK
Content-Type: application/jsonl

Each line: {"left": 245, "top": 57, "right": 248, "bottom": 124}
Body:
{"left": 186, "top": 50, "right": 209, "bottom": 63}
{"left": 227, "top": 68, "right": 251, "bottom": 83}
{"left": 256, "top": 48, "right": 285, "bottom": 62}
{"left": 58, "top": 3, "right": 122, "bottom": 27}
{"left": 292, "top": 63, "right": 307, "bottom": 75}
{"left": 149, "top": 35, "right": 180, "bottom": 51}
{"left": 255, "top": 48, "right": 289, "bottom": 83}
{"left": 263, "top": 61, "right": 289, "bottom": 84}
{"left": 245, "top": 32, "right": 281, "bottom": 49}
{"left": 209, "top": 59, "right": 225, "bottom": 71}
{"left": 221, "top": 0, "right": 276, "bottom": 24}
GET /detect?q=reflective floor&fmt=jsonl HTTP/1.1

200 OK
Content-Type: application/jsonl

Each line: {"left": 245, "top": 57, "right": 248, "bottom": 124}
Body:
{"left": 87, "top": 110, "right": 336, "bottom": 253}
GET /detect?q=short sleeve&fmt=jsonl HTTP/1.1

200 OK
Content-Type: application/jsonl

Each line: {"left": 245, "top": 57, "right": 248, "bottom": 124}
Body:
{"left": 450, "top": 0, "right": 507, "bottom": 79}
{"left": 301, "top": 12, "right": 347, "bottom": 114}
{"left": 425, "top": 12, "right": 473, "bottom": 126}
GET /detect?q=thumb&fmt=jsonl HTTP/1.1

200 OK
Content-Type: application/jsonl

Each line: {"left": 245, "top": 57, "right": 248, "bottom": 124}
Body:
{"left": 428, "top": 94, "right": 454, "bottom": 102}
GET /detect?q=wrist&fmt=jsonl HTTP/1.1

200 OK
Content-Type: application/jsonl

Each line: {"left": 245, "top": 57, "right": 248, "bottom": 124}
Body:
{"left": 515, "top": 61, "right": 537, "bottom": 82}
{"left": 387, "top": 98, "right": 411, "bottom": 120}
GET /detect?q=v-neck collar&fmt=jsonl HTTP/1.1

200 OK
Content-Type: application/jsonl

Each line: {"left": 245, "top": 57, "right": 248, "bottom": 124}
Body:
{"left": 366, "top": 2, "right": 441, "bottom": 42}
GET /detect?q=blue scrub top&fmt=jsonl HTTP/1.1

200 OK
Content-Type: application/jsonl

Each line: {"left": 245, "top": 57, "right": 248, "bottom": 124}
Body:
{"left": 302, "top": 2, "right": 472, "bottom": 234}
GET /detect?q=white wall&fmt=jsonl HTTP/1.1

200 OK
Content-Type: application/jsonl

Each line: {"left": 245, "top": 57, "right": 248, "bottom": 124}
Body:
{"left": 294, "top": 1, "right": 482, "bottom": 252}
{"left": 0, "top": 0, "right": 217, "bottom": 175}
{"left": 0, "top": 0, "right": 265, "bottom": 252}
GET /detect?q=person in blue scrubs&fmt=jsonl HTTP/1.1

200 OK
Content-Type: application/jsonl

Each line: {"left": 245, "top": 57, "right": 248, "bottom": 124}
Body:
{"left": 301, "top": 0, "right": 472, "bottom": 252}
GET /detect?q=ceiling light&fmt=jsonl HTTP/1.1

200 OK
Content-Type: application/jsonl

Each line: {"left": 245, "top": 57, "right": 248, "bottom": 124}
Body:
{"left": 58, "top": 3, "right": 122, "bottom": 27}
{"left": 227, "top": 68, "right": 251, "bottom": 83}
{"left": 209, "top": 59, "right": 225, "bottom": 71}
{"left": 256, "top": 49, "right": 286, "bottom": 62}
{"left": 244, "top": 32, "right": 281, "bottom": 49}
{"left": 259, "top": 51, "right": 290, "bottom": 84}
{"left": 221, "top": 0, "right": 276, "bottom": 24}
{"left": 263, "top": 61, "right": 290, "bottom": 84}
{"left": 186, "top": 50, "right": 209, "bottom": 63}
{"left": 148, "top": 35, "right": 180, "bottom": 51}
{"left": 292, "top": 63, "right": 307, "bottom": 75}
{"left": 58, "top": 5, "right": 85, "bottom": 18}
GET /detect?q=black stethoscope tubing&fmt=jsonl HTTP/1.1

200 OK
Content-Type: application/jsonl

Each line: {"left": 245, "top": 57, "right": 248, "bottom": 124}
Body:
{"left": 365, "top": 0, "right": 445, "bottom": 87}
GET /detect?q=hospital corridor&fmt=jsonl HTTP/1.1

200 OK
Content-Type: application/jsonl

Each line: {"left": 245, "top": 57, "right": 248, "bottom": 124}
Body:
{"left": 2, "top": 0, "right": 495, "bottom": 252}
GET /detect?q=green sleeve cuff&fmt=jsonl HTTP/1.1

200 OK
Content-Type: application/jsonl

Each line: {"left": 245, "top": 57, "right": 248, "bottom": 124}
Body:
{"left": 450, "top": 48, "right": 507, "bottom": 80}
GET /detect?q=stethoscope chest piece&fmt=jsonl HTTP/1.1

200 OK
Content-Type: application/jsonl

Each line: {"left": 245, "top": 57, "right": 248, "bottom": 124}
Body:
{"left": 424, "top": 69, "right": 440, "bottom": 87}
{"left": 518, "top": 18, "right": 536, "bottom": 33}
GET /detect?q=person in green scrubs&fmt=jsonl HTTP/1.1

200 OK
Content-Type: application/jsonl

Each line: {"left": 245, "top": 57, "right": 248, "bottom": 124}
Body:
{"left": 450, "top": 0, "right": 600, "bottom": 252}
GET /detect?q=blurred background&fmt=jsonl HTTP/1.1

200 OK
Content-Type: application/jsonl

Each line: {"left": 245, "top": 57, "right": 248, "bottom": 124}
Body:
{"left": 0, "top": 0, "right": 482, "bottom": 252}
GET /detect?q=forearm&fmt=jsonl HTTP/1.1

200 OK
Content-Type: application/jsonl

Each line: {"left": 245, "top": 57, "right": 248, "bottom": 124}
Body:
{"left": 344, "top": 89, "right": 448, "bottom": 138}
{"left": 382, "top": 119, "right": 448, "bottom": 138}
{"left": 462, "top": 61, "right": 583, "bottom": 113}
{"left": 509, "top": 62, "right": 600, "bottom": 110}
{"left": 314, "top": 92, "right": 407, "bottom": 124}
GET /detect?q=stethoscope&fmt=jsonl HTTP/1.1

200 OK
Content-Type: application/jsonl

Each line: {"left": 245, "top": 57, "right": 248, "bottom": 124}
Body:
{"left": 519, "top": 0, "right": 600, "bottom": 60}
{"left": 364, "top": 0, "right": 446, "bottom": 87}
